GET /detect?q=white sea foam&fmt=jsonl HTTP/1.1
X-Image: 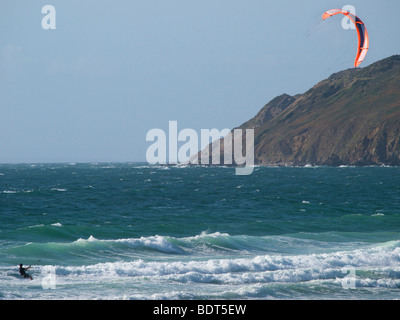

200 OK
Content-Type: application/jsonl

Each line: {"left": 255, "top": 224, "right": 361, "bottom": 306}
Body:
{"left": 115, "top": 235, "right": 183, "bottom": 254}
{"left": 51, "top": 222, "right": 63, "bottom": 227}
{"left": 50, "top": 243, "right": 400, "bottom": 286}
{"left": 73, "top": 234, "right": 184, "bottom": 254}
{"left": 76, "top": 235, "right": 97, "bottom": 243}
{"left": 27, "top": 224, "right": 45, "bottom": 229}
{"left": 2, "top": 240, "right": 400, "bottom": 300}
{"left": 2, "top": 189, "right": 36, "bottom": 194}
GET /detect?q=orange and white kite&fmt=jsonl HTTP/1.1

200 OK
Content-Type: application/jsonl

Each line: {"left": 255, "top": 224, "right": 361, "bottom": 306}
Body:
{"left": 322, "top": 9, "right": 369, "bottom": 67}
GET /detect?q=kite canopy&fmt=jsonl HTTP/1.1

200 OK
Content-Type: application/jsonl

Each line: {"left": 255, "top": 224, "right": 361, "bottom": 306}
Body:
{"left": 322, "top": 9, "right": 369, "bottom": 67}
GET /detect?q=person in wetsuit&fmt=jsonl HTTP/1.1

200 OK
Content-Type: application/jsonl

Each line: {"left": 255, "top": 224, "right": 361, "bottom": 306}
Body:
{"left": 19, "top": 264, "right": 33, "bottom": 280}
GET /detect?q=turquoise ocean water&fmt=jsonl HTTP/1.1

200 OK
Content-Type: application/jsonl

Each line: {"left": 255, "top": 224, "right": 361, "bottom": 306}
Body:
{"left": 1, "top": 163, "right": 400, "bottom": 300}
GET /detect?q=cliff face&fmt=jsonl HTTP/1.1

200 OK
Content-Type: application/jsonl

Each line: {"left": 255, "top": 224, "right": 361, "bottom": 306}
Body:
{"left": 234, "top": 55, "right": 400, "bottom": 166}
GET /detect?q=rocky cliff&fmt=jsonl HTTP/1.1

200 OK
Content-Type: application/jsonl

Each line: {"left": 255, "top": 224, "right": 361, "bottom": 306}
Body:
{"left": 201, "top": 55, "right": 400, "bottom": 166}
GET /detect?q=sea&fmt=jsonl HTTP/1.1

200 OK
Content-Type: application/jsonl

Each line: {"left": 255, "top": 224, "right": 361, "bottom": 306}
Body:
{"left": 1, "top": 163, "right": 400, "bottom": 300}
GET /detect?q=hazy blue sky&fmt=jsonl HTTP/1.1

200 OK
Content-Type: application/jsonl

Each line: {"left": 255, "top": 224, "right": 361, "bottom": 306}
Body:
{"left": 1, "top": 0, "right": 399, "bottom": 163}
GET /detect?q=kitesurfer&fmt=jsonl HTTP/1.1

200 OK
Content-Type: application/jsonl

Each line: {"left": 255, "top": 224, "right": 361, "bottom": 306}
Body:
{"left": 19, "top": 264, "right": 33, "bottom": 280}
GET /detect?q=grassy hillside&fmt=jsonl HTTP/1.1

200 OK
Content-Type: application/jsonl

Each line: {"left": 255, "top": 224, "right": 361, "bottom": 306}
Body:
{"left": 199, "top": 55, "right": 400, "bottom": 166}
{"left": 236, "top": 55, "right": 400, "bottom": 166}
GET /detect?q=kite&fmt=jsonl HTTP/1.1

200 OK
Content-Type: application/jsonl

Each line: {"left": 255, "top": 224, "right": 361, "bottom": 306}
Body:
{"left": 322, "top": 9, "right": 369, "bottom": 67}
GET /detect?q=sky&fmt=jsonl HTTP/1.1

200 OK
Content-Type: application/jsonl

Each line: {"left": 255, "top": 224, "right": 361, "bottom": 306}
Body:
{"left": 0, "top": 0, "right": 399, "bottom": 163}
